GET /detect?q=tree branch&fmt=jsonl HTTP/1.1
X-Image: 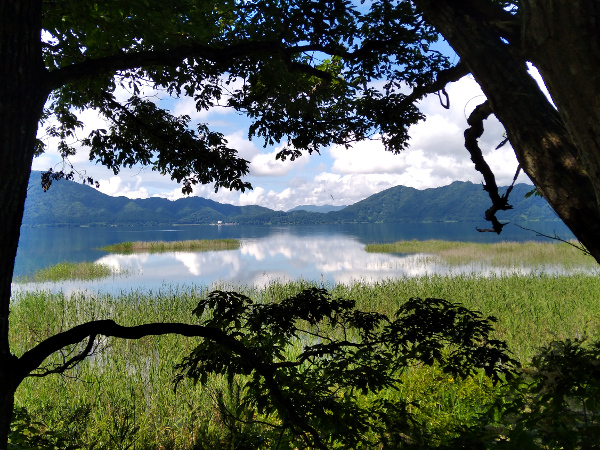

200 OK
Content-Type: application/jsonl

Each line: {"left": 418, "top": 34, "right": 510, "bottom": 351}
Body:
{"left": 27, "top": 333, "right": 97, "bottom": 378}
{"left": 46, "top": 41, "right": 333, "bottom": 91}
{"left": 464, "top": 100, "right": 517, "bottom": 234}
{"left": 401, "top": 60, "right": 469, "bottom": 109}
{"left": 514, "top": 224, "right": 592, "bottom": 256}
{"left": 15, "top": 318, "right": 328, "bottom": 449}
{"left": 16, "top": 320, "right": 246, "bottom": 380}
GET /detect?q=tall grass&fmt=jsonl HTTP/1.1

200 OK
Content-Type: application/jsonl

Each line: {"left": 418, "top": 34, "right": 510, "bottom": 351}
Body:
{"left": 365, "top": 239, "right": 596, "bottom": 268}
{"left": 11, "top": 288, "right": 216, "bottom": 449}
{"left": 10, "top": 274, "right": 600, "bottom": 448}
{"left": 101, "top": 239, "right": 240, "bottom": 254}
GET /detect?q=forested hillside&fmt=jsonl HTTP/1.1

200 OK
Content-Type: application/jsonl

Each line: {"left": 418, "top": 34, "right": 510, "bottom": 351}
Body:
{"left": 22, "top": 172, "right": 559, "bottom": 227}
{"left": 333, "top": 181, "right": 554, "bottom": 223}
{"left": 22, "top": 172, "right": 272, "bottom": 226}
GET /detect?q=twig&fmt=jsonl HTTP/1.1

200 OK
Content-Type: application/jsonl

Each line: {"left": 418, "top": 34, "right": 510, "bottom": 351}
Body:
{"left": 514, "top": 224, "right": 591, "bottom": 256}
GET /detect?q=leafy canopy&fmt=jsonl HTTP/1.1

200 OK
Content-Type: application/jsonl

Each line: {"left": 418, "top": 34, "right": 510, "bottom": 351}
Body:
{"left": 40, "top": 0, "right": 451, "bottom": 192}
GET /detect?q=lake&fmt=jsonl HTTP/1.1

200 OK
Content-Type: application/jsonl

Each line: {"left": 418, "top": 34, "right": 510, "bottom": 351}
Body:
{"left": 12, "top": 221, "right": 584, "bottom": 295}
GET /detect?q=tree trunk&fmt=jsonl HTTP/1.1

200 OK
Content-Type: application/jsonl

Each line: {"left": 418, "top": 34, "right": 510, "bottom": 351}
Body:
{"left": 415, "top": 0, "right": 600, "bottom": 263}
{"left": 521, "top": 0, "right": 600, "bottom": 219}
{"left": 0, "top": 0, "right": 48, "bottom": 447}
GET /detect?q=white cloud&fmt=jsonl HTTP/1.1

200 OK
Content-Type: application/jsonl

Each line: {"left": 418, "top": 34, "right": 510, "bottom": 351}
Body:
{"left": 173, "top": 96, "right": 233, "bottom": 121}
{"left": 408, "top": 114, "right": 464, "bottom": 158}
{"left": 237, "top": 187, "right": 297, "bottom": 211}
{"left": 224, "top": 131, "right": 260, "bottom": 160}
{"left": 97, "top": 175, "right": 149, "bottom": 199}
{"left": 249, "top": 147, "right": 309, "bottom": 177}
{"left": 329, "top": 139, "right": 408, "bottom": 174}
{"left": 153, "top": 186, "right": 191, "bottom": 202}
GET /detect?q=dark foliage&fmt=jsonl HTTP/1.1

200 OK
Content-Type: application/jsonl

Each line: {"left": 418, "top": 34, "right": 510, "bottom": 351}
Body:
{"left": 175, "top": 288, "right": 517, "bottom": 448}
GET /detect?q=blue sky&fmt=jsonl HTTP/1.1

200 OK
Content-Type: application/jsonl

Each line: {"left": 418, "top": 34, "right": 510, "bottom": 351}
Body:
{"left": 33, "top": 68, "right": 539, "bottom": 211}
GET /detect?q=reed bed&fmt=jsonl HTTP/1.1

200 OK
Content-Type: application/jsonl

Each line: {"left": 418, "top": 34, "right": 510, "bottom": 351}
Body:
{"left": 101, "top": 238, "right": 240, "bottom": 253}
{"left": 10, "top": 273, "right": 600, "bottom": 448}
{"left": 14, "top": 261, "right": 113, "bottom": 283}
{"left": 365, "top": 239, "right": 596, "bottom": 268}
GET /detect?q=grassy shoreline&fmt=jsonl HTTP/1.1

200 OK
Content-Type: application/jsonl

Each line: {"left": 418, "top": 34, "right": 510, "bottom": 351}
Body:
{"left": 100, "top": 238, "right": 240, "bottom": 253}
{"left": 11, "top": 274, "right": 600, "bottom": 448}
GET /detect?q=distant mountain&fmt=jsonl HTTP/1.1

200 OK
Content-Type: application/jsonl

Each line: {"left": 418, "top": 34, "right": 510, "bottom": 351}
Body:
{"left": 327, "top": 181, "right": 557, "bottom": 224}
{"left": 22, "top": 172, "right": 561, "bottom": 227}
{"left": 287, "top": 204, "right": 347, "bottom": 213}
{"left": 22, "top": 172, "right": 273, "bottom": 227}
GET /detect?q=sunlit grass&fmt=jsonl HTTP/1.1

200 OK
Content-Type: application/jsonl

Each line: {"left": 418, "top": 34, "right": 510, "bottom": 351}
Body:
{"left": 10, "top": 273, "right": 600, "bottom": 448}
{"left": 101, "top": 238, "right": 240, "bottom": 253}
{"left": 14, "top": 261, "right": 113, "bottom": 283}
{"left": 365, "top": 239, "right": 595, "bottom": 268}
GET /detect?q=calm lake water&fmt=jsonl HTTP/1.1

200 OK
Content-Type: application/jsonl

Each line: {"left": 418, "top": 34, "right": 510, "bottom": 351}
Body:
{"left": 12, "top": 221, "right": 583, "bottom": 295}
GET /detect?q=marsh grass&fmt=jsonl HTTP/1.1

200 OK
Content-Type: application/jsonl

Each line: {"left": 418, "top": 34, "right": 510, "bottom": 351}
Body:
{"left": 10, "top": 274, "right": 600, "bottom": 448}
{"left": 365, "top": 239, "right": 596, "bottom": 268}
{"left": 11, "top": 288, "right": 219, "bottom": 449}
{"left": 14, "top": 261, "right": 113, "bottom": 283}
{"left": 101, "top": 238, "right": 240, "bottom": 254}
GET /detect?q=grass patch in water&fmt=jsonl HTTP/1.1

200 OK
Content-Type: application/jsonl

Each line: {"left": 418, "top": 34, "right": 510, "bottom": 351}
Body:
{"left": 365, "top": 239, "right": 595, "bottom": 268}
{"left": 15, "top": 261, "right": 113, "bottom": 283}
{"left": 101, "top": 238, "right": 240, "bottom": 253}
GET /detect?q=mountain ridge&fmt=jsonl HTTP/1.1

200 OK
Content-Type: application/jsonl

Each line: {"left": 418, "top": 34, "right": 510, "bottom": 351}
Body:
{"left": 287, "top": 204, "right": 348, "bottom": 213}
{"left": 22, "top": 171, "right": 560, "bottom": 227}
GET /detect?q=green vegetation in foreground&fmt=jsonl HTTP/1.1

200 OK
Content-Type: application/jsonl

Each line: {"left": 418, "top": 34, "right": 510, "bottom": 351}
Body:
{"left": 101, "top": 238, "right": 240, "bottom": 253}
{"left": 10, "top": 274, "right": 600, "bottom": 448}
{"left": 366, "top": 239, "right": 596, "bottom": 267}
{"left": 15, "top": 261, "right": 113, "bottom": 283}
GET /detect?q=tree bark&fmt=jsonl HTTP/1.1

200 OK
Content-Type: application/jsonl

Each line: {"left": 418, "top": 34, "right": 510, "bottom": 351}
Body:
{"left": 414, "top": 0, "right": 600, "bottom": 263}
{"left": 521, "top": 0, "right": 600, "bottom": 217}
{"left": 0, "top": 0, "right": 48, "bottom": 447}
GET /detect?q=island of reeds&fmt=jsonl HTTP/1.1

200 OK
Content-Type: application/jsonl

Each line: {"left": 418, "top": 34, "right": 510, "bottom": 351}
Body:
{"left": 366, "top": 239, "right": 596, "bottom": 267}
{"left": 101, "top": 238, "right": 240, "bottom": 253}
{"left": 15, "top": 261, "right": 113, "bottom": 283}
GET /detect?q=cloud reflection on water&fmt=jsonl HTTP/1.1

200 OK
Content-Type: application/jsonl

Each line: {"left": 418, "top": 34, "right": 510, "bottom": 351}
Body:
{"left": 13, "top": 232, "right": 599, "bottom": 296}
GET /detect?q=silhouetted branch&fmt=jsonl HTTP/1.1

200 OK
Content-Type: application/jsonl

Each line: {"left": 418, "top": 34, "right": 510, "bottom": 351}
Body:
{"left": 16, "top": 318, "right": 328, "bottom": 449}
{"left": 28, "top": 333, "right": 98, "bottom": 378}
{"left": 514, "top": 224, "right": 592, "bottom": 256}
{"left": 465, "top": 100, "right": 518, "bottom": 234}
{"left": 17, "top": 320, "right": 250, "bottom": 381}
{"left": 402, "top": 60, "right": 469, "bottom": 110}
{"left": 47, "top": 40, "right": 334, "bottom": 90}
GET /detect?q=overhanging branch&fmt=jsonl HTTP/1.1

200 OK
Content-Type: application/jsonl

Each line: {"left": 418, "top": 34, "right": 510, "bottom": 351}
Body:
{"left": 514, "top": 224, "right": 592, "bottom": 256}
{"left": 47, "top": 41, "right": 333, "bottom": 91}
{"left": 16, "top": 320, "right": 248, "bottom": 380}
{"left": 15, "top": 318, "right": 328, "bottom": 449}
{"left": 401, "top": 60, "right": 469, "bottom": 109}
{"left": 464, "top": 100, "right": 517, "bottom": 234}
{"left": 28, "top": 333, "right": 97, "bottom": 378}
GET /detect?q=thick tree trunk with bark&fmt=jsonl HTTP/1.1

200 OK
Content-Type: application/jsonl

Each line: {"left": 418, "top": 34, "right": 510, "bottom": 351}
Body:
{"left": 0, "top": 0, "right": 48, "bottom": 447}
{"left": 415, "top": 0, "right": 600, "bottom": 263}
{"left": 522, "top": 1, "right": 600, "bottom": 217}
